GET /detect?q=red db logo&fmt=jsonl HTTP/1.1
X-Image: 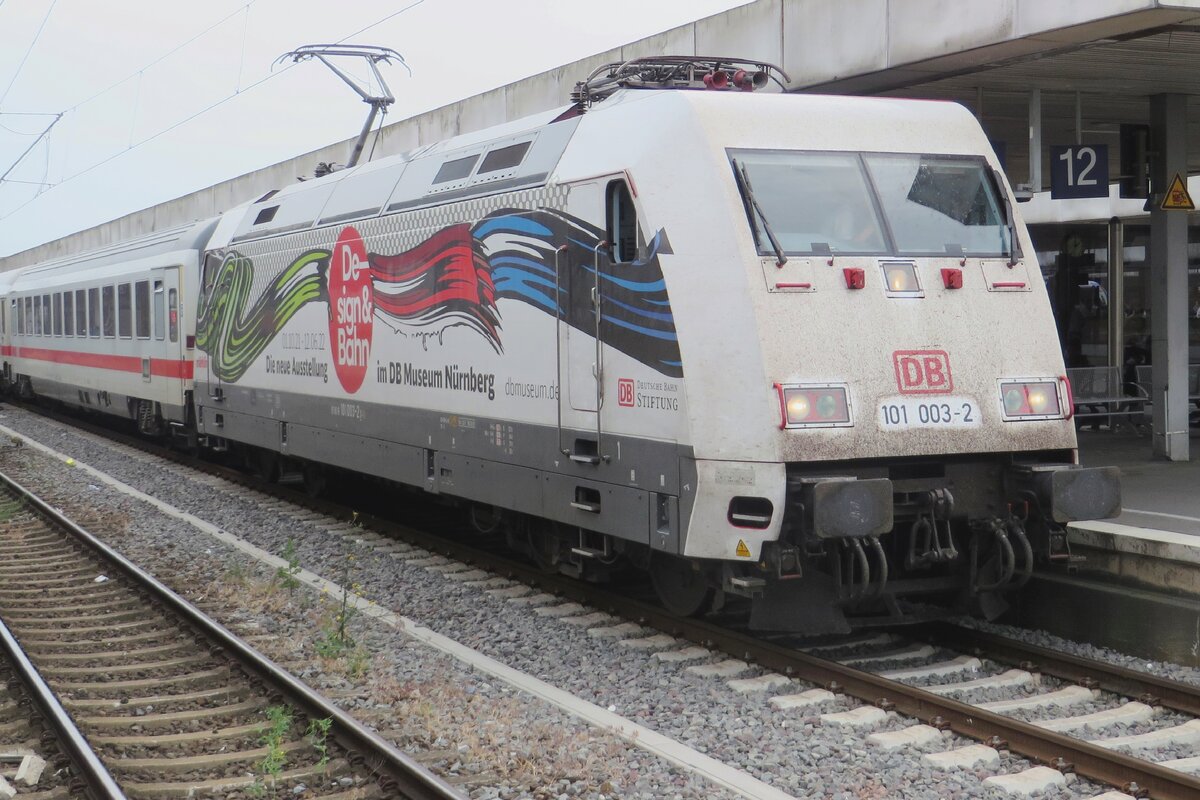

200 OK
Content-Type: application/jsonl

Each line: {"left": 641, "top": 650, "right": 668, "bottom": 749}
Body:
{"left": 892, "top": 350, "right": 953, "bottom": 394}
{"left": 617, "top": 378, "right": 635, "bottom": 407}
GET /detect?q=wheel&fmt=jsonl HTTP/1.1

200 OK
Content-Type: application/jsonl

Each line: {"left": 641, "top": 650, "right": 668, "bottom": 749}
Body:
{"left": 650, "top": 552, "right": 714, "bottom": 617}
{"left": 526, "top": 522, "right": 562, "bottom": 573}
{"left": 255, "top": 449, "right": 280, "bottom": 482}
{"left": 302, "top": 462, "right": 326, "bottom": 498}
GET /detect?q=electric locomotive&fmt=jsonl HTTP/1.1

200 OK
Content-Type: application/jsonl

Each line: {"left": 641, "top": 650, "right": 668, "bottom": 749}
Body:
{"left": 0, "top": 57, "right": 1120, "bottom": 633}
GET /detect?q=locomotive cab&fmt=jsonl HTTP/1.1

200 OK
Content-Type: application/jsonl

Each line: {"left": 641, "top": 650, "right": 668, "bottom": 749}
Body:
{"left": 584, "top": 79, "right": 1123, "bottom": 632}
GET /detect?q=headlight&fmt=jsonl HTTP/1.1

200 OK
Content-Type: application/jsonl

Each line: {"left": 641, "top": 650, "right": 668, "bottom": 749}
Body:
{"left": 999, "top": 379, "right": 1063, "bottom": 420}
{"left": 881, "top": 261, "right": 922, "bottom": 296}
{"left": 775, "top": 384, "right": 852, "bottom": 428}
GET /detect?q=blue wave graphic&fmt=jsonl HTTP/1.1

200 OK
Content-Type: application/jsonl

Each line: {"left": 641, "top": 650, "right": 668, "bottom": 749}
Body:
{"left": 472, "top": 209, "right": 681, "bottom": 378}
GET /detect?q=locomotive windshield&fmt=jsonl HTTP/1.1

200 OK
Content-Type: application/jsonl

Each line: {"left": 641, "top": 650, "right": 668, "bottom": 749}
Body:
{"left": 730, "top": 150, "right": 1014, "bottom": 259}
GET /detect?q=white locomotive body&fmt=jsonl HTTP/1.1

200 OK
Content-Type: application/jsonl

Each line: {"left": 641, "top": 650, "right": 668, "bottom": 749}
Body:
{"left": 1, "top": 59, "right": 1119, "bottom": 632}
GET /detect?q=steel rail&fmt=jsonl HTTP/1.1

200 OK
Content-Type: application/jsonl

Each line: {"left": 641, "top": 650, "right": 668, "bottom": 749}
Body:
{"left": 11, "top": 403, "right": 1200, "bottom": 799}
{"left": 0, "top": 613, "right": 127, "bottom": 800}
{"left": 340, "top": 507, "right": 1200, "bottom": 800}
{"left": 0, "top": 468, "right": 463, "bottom": 800}
{"left": 921, "top": 620, "right": 1200, "bottom": 717}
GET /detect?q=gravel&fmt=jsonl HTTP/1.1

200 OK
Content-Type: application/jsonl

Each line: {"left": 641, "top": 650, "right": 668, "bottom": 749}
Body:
{"left": 0, "top": 406, "right": 1196, "bottom": 799}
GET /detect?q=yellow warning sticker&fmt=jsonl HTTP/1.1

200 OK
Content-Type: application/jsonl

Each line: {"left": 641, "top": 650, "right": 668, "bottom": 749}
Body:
{"left": 735, "top": 539, "right": 752, "bottom": 558}
{"left": 1161, "top": 173, "right": 1195, "bottom": 211}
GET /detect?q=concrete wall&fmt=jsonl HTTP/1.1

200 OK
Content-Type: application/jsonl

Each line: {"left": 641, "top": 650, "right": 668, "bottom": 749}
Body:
{"left": 5, "top": 0, "right": 1197, "bottom": 270}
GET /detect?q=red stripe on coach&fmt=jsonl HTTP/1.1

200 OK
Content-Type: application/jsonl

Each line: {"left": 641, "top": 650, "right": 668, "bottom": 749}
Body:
{"left": 11, "top": 347, "right": 193, "bottom": 379}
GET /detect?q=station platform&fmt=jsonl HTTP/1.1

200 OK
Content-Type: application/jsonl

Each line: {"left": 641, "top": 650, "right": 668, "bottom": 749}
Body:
{"left": 1006, "top": 429, "right": 1200, "bottom": 665}
{"left": 1068, "top": 428, "right": 1200, "bottom": 595}
{"left": 1075, "top": 429, "right": 1200, "bottom": 536}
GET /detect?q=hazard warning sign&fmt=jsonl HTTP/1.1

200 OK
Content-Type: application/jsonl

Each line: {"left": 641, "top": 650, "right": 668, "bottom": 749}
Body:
{"left": 735, "top": 539, "right": 752, "bottom": 558}
{"left": 1161, "top": 173, "right": 1195, "bottom": 210}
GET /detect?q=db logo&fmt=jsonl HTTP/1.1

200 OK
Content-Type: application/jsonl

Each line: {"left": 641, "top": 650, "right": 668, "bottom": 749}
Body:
{"left": 892, "top": 350, "right": 953, "bottom": 394}
{"left": 617, "top": 378, "right": 635, "bottom": 407}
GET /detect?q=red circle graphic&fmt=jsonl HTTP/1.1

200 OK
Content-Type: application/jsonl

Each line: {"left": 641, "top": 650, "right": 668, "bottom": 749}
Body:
{"left": 328, "top": 226, "right": 373, "bottom": 393}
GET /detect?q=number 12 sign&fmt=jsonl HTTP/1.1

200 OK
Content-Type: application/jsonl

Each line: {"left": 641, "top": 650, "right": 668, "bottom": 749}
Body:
{"left": 1050, "top": 144, "right": 1109, "bottom": 199}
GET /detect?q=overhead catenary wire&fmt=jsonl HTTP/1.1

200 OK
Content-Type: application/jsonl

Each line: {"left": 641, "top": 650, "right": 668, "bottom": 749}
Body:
{"left": 0, "top": 0, "right": 424, "bottom": 225}
{"left": 0, "top": 2, "right": 261, "bottom": 202}
{"left": 63, "top": 1, "right": 260, "bottom": 114}
{"left": 0, "top": 0, "right": 58, "bottom": 110}
{"left": 336, "top": 0, "right": 425, "bottom": 44}
{"left": 0, "top": 114, "right": 60, "bottom": 184}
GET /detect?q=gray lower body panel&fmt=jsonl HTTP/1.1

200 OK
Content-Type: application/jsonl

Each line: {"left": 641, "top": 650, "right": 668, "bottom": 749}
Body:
{"left": 196, "top": 385, "right": 692, "bottom": 550}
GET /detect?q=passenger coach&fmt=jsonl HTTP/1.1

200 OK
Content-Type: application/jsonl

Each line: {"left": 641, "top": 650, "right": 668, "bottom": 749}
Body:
{"left": 2, "top": 221, "right": 216, "bottom": 436}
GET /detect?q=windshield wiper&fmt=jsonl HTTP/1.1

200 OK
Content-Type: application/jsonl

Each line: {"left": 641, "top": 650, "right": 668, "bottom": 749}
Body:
{"left": 993, "top": 167, "right": 1018, "bottom": 266}
{"left": 733, "top": 159, "right": 787, "bottom": 267}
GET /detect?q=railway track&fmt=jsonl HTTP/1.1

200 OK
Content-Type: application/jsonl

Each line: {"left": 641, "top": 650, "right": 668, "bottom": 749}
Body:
{"left": 1, "top": 604, "right": 120, "bottom": 798}
{"left": 0, "top": 471, "right": 461, "bottom": 799}
{"left": 6, "top": 401, "right": 1200, "bottom": 799}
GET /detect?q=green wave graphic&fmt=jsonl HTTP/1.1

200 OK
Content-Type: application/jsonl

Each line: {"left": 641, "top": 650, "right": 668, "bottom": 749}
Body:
{"left": 196, "top": 249, "right": 329, "bottom": 382}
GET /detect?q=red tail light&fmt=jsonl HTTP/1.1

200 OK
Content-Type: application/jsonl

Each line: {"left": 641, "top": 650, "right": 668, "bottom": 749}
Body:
{"left": 941, "top": 268, "right": 963, "bottom": 289}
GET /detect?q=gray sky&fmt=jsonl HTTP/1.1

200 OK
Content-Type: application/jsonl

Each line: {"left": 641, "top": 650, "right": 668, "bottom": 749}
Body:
{"left": 0, "top": 0, "right": 748, "bottom": 257}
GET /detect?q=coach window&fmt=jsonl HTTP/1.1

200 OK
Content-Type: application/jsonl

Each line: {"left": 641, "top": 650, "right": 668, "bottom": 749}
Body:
{"left": 25, "top": 298, "right": 33, "bottom": 336}
{"left": 75, "top": 290, "right": 85, "bottom": 337}
{"left": 168, "top": 288, "right": 178, "bottom": 342}
{"left": 63, "top": 292, "right": 74, "bottom": 336}
{"left": 153, "top": 281, "right": 164, "bottom": 340}
{"left": 118, "top": 284, "right": 132, "bottom": 338}
{"left": 606, "top": 180, "right": 638, "bottom": 263}
{"left": 88, "top": 288, "right": 100, "bottom": 337}
{"left": 53, "top": 293, "right": 62, "bottom": 336}
{"left": 102, "top": 286, "right": 115, "bottom": 338}
{"left": 135, "top": 281, "right": 150, "bottom": 339}
{"left": 15, "top": 298, "right": 23, "bottom": 335}
{"left": 41, "top": 296, "right": 50, "bottom": 336}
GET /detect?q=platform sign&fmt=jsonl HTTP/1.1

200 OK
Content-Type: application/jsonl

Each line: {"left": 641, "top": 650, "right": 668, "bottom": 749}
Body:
{"left": 1160, "top": 173, "right": 1195, "bottom": 211}
{"left": 1050, "top": 144, "right": 1109, "bottom": 199}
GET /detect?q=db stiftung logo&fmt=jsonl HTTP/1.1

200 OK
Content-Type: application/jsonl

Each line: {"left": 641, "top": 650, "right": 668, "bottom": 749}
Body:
{"left": 617, "top": 378, "right": 635, "bottom": 407}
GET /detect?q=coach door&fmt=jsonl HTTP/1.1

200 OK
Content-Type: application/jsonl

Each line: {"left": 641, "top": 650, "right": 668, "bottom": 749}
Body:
{"left": 200, "top": 252, "right": 223, "bottom": 399}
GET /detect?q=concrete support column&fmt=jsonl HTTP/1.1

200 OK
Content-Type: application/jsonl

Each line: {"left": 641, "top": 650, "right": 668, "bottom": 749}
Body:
{"left": 1028, "top": 89, "right": 1042, "bottom": 191}
{"left": 1149, "top": 93, "right": 1190, "bottom": 461}
{"left": 1107, "top": 216, "right": 1124, "bottom": 371}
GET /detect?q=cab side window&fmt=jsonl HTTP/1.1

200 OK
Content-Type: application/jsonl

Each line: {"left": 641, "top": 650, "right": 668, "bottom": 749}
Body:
{"left": 202, "top": 253, "right": 222, "bottom": 296}
{"left": 605, "top": 180, "right": 638, "bottom": 263}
